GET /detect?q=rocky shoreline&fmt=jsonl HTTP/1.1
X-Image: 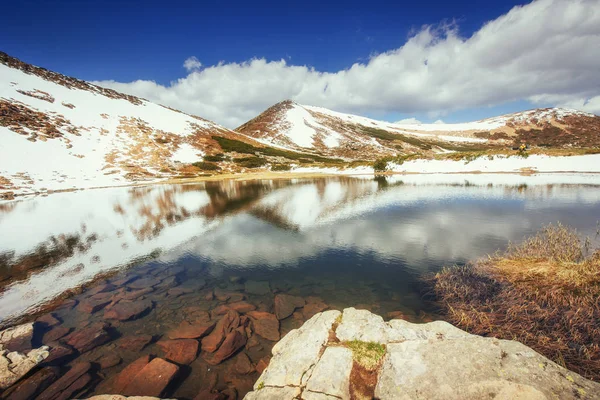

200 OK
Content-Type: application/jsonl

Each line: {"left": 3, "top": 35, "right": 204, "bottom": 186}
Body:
{"left": 2, "top": 298, "right": 599, "bottom": 399}
{"left": 246, "top": 308, "right": 600, "bottom": 400}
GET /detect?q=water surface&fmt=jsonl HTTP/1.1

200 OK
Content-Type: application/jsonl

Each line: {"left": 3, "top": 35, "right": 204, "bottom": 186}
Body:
{"left": 1, "top": 174, "right": 600, "bottom": 398}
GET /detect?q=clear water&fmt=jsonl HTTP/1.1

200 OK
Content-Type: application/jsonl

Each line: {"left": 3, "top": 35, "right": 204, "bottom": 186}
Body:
{"left": 1, "top": 174, "right": 600, "bottom": 398}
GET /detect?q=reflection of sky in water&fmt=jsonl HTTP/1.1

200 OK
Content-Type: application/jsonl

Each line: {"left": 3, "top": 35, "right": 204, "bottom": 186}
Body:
{"left": 1, "top": 174, "right": 600, "bottom": 323}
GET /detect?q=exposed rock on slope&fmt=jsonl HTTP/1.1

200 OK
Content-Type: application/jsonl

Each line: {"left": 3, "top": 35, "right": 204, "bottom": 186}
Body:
{"left": 237, "top": 100, "right": 600, "bottom": 160}
{"left": 245, "top": 308, "right": 600, "bottom": 400}
{"left": 0, "top": 52, "right": 266, "bottom": 196}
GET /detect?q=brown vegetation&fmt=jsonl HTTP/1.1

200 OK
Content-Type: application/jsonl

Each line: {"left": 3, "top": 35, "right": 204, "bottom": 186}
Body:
{"left": 1, "top": 51, "right": 143, "bottom": 105}
{"left": 430, "top": 223, "right": 600, "bottom": 380}
{"left": 0, "top": 99, "right": 78, "bottom": 140}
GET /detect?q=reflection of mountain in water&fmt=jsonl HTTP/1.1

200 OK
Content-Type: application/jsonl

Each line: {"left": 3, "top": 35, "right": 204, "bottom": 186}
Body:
{"left": 1, "top": 174, "right": 600, "bottom": 323}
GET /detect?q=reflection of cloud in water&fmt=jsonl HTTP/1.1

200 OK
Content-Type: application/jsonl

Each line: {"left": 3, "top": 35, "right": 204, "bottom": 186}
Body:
{"left": 170, "top": 182, "right": 600, "bottom": 276}
{"left": 1, "top": 175, "right": 600, "bottom": 323}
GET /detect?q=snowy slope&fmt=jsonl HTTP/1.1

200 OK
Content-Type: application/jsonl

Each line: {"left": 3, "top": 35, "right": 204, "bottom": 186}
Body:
{"left": 237, "top": 100, "right": 600, "bottom": 160}
{"left": 0, "top": 52, "right": 257, "bottom": 196}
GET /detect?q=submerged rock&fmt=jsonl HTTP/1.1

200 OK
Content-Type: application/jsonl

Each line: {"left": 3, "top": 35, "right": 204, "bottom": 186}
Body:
{"left": 246, "top": 311, "right": 279, "bottom": 341}
{"left": 202, "top": 311, "right": 240, "bottom": 353}
{"left": 245, "top": 307, "right": 600, "bottom": 400}
{"left": 64, "top": 322, "right": 111, "bottom": 353}
{"left": 167, "top": 320, "right": 215, "bottom": 340}
{"left": 95, "top": 353, "right": 122, "bottom": 369}
{"left": 274, "top": 294, "right": 305, "bottom": 320}
{"left": 37, "top": 361, "right": 91, "bottom": 400}
{"left": 244, "top": 281, "right": 271, "bottom": 295}
{"left": 157, "top": 339, "right": 199, "bottom": 365}
{"left": 204, "top": 328, "right": 247, "bottom": 365}
{"left": 104, "top": 300, "right": 153, "bottom": 321}
{"left": 42, "top": 326, "right": 71, "bottom": 344}
{"left": 2, "top": 366, "right": 58, "bottom": 400}
{"left": 104, "top": 355, "right": 151, "bottom": 393}
{"left": 122, "top": 358, "right": 179, "bottom": 397}
{"left": 118, "top": 335, "right": 153, "bottom": 351}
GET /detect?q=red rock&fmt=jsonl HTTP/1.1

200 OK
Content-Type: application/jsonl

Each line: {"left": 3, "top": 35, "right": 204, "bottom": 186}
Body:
{"left": 246, "top": 334, "right": 261, "bottom": 349}
{"left": 167, "top": 320, "right": 215, "bottom": 339}
{"left": 256, "top": 357, "right": 270, "bottom": 374}
{"left": 108, "top": 355, "right": 151, "bottom": 393}
{"left": 274, "top": 294, "right": 305, "bottom": 320}
{"left": 167, "top": 287, "right": 193, "bottom": 297}
{"left": 306, "top": 296, "right": 324, "bottom": 304}
{"left": 110, "top": 276, "right": 136, "bottom": 286}
{"left": 233, "top": 352, "right": 255, "bottom": 374}
{"left": 221, "top": 387, "right": 238, "bottom": 400}
{"left": 204, "top": 328, "right": 247, "bottom": 365}
{"left": 247, "top": 311, "right": 280, "bottom": 341}
{"left": 194, "top": 390, "right": 226, "bottom": 400}
{"left": 214, "top": 288, "right": 245, "bottom": 302}
{"left": 85, "top": 282, "right": 116, "bottom": 296}
{"left": 64, "top": 322, "right": 110, "bottom": 353}
{"left": 55, "top": 299, "right": 77, "bottom": 311}
{"left": 211, "top": 304, "right": 231, "bottom": 317}
{"left": 122, "top": 358, "right": 179, "bottom": 396}
{"left": 387, "top": 311, "right": 408, "bottom": 320}
{"left": 96, "top": 353, "right": 122, "bottom": 369}
{"left": 157, "top": 275, "right": 179, "bottom": 289}
{"left": 202, "top": 311, "right": 240, "bottom": 353}
{"left": 36, "top": 313, "right": 61, "bottom": 327}
{"left": 79, "top": 292, "right": 113, "bottom": 313}
{"left": 42, "top": 343, "right": 75, "bottom": 365}
{"left": 228, "top": 293, "right": 245, "bottom": 302}
{"left": 37, "top": 362, "right": 91, "bottom": 400}
{"left": 228, "top": 301, "right": 256, "bottom": 314}
{"left": 104, "top": 300, "right": 152, "bottom": 321}
{"left": 42, "top": 326, "right": 71, "bottom": 344}
{"left": 302, "top": 301, "right": 329, "bottom": 319}
{"left": 54, "top": 373, "right": 92, "bottom": 400}
{"left": 118, "top": 334, "right": 153, "bottom": 351}
{"left": 128, "top": 277, "right": 162, "bottom": 290}
{"left": 121, "top": 287, "right": 154, "bottom": 301}
{"left": 157, "top": 339, "right": 199, "bottom": 365}
{"left": 3, "top": 366, "right": 58, "bottom": 400}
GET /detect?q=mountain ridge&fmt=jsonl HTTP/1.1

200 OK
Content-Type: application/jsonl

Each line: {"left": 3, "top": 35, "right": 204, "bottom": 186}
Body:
{"left": 237, "top": 100, "right": 600, "bottom": 159}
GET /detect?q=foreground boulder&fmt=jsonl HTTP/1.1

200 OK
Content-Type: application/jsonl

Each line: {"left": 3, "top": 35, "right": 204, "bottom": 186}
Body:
{"left": 0, "top": 345, "right": 50, "bottom": 389}
{"left": 245, "top": 308, "right": 600, "bottom": 400}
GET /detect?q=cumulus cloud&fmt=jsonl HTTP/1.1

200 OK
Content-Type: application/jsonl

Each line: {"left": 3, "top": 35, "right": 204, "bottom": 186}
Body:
{"left": 395, "top": 117, "right": 422, "bottom": 124}
{"left": 183, "top": 56, "right": 202, "bottom": 71}
{"left": 433, "top": 119, "right": 445, "bottom": 124}
{"left": 95, "top": 0, "right": 600, "bottom": 128}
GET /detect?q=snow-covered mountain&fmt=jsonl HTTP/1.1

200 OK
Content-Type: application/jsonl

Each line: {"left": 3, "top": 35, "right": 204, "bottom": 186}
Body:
{"left": 237, "top": 100, "right": 600, "bottom": 159}
{"left": 0, "top": 52, "right": 269, "bottom": 197}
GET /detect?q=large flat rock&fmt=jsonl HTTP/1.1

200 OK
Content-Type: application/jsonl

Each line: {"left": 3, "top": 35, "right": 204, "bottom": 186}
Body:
{"left": 254, "top": 310, "right": 341, "bottom": 389}
{"left": 244, "top": 307, "right": 600, "bottom": 400}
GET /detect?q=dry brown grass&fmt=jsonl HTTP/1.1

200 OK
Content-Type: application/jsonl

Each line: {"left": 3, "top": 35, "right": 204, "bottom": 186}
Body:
{"left": 431, "top": 223, "right": 600, "bottom": 380}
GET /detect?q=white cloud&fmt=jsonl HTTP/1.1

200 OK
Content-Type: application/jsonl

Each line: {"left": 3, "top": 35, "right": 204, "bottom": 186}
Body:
{"left": 433, "top": 119, "right": 445, "bottom": 124}
{"left": 395, "top": 117, "right": 422, "bottom": 124}
{"left": 183, "top": 56, "right": 202, "bottom": 71}
{"left": 94, "top": 0, "right": 600, "bottom": 128}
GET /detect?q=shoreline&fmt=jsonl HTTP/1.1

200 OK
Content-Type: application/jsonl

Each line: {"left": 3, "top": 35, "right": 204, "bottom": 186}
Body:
{"left": 5, "top": 168, "right": 600, "bottom": 201}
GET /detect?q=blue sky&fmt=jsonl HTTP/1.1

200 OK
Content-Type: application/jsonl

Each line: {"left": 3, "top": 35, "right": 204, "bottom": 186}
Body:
{"left": 2, "top": 0, "right": 599, "bottom": 127}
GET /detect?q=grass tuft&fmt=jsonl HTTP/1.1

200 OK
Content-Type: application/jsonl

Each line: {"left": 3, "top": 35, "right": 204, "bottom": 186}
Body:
{"left": 344, "top": 340, "right": 386, "bottom": 371}
{"left": 430, "top": 223, "right": 600, "bottom": 380}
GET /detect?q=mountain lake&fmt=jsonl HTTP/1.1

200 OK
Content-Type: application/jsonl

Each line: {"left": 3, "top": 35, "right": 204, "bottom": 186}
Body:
{"left": 1, "top": 174, "right": 600, "bottom": 398}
